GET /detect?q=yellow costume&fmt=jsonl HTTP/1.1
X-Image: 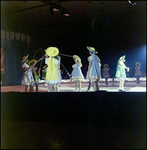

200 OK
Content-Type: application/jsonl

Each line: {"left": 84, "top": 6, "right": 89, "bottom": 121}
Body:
{"left": 45, "top": 58, "right": 57, "bottom": 81}
{"left": 45, "top": 47, "right": 62, "bottom": 92}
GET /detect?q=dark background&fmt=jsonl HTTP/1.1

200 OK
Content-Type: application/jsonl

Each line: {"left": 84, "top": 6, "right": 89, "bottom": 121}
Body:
{"left": 1, "top": 1, "right": 146, "bottom": 149}
{"left": 1, "top": 92, "right": 146, "bottom": 149}
{"left": 1, "top": 1, "right": 146, "bottom": 85}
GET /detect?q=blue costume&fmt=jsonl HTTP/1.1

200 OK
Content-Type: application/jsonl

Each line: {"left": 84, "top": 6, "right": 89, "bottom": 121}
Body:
{"left": 71, "top": 55, "right": 84, "bottom": 92}
{"left": 86, "top": 46, "right": 101, "bottom": 91}
{"left": 71, "top": 62, "right": 84, "bottom": 81}
{"left": 86, "top": 54, "right": 101, "bottom": 82}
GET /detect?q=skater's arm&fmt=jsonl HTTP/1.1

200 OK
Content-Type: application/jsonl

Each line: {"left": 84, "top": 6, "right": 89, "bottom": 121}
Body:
{"left": 22, "top": 64, "right": 33, "bottom": 73}
{"left": 119, "top": 61, "right": 129, "bottom": 71}
{"left": 70, "top": 64, "right": 75, "bottom": 76}
{"left": 88, "top": 56, "right": 92, "bottom": 69}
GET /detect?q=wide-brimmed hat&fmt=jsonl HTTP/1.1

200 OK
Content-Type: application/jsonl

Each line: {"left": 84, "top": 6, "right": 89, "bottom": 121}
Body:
{"left": 46, "top": 47, "right": 59, "bottom": 57}
{"left": 87, "top": 46, "right": 98, "bottom": 54}
{"left": 28, "top": 59, "right": 37, "bottom": 66}
{"left": 103, "top": 64, "right": 109, "bottom": 68}
{"left": 22, "top": 55, "right": 29, "bottom": 63}
{"left": 73, "top": 55, "right": 81, "bottom": 62}
{"left": 135, "top": 62, "right": 141, "bottom": 66}
{"left": 119, "top": 55, "right": 125, "bottom": 61}
{"left": 43, "top": 65, "right": 48, "bottom": 69}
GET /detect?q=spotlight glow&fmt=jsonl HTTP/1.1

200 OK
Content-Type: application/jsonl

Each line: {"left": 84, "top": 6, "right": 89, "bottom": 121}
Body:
{"left": 128, "top": 1, "right": 137, "bottom": 5}
{"left": 53, "top": 8, "right": 59, "bottom": 12}
{"left": 63, "top": 13, "right": 70, "bottom": 17}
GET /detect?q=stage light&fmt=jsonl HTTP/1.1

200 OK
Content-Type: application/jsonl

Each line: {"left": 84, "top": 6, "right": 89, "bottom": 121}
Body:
{"left": 128, "top": 1, "right": 137, "bottom": 5}
{"left": 61, "top": 8, "right": 70, "bottom": 16}
{"left": 50, "top": 6, "right": 59, "bottom": 13}
{"left": 49, "top": 2, "right": 61, "bottom": 15}
{"left": 51, "top": 3, "right": 59, "bottom": 12}
{"left": 53, "top": 7, "right": 59, "bottom": 12}
{"left": 63, "top": 13, "right": 70, "bottom": 17}
{"left": 46, "top": 1, "right": 70, "bottom": 16}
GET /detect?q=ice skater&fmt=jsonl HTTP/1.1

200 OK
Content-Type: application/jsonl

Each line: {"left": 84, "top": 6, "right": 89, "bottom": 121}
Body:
{"left": 115, "top": 55, "right": 130, "bottom": 92}
{"left": 70, "top": 55, "right": 84, "bottom": 92}
{"left": 21, "top": 55, "right": 35, "bottom": 92}
{"left": 102, "top": 64, "right": 110, "bottom": 85}
{"left": 134, "top": 62, "right": 142, "bottom": 84}
{"left": 86, "top": 46, "right": 101, "bottom": 91}
{"left": 28, "top": 59, "right": 40, "bottom": 92}
{"left": 45, "top": 47, "right": 62, "bottom": 92}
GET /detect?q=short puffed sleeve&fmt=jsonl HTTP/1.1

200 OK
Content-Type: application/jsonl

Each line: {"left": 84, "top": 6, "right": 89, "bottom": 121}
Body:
{"left": 45, "top": 58, "right": 48, "bottom": 64}
{"left": 72, "top": 64, "right": 76, "bottom": 68}
{"left": 55, "top": 59, "right": 60, "bottom": 65}
{"left": 88, "top": 56, "right": 92, "bottom": 61}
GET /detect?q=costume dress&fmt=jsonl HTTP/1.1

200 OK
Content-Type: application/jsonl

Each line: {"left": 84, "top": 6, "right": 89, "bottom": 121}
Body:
{"left": 42, "top": 68, "right": 47, "bottom": 79}
{"left": 103, "top": 67, "right": 110, "bottom": 78}
{"left": 86, "top": 54, "right": 101, "bottom": 82}
{"left": 32, "top": 68, "right": 40, "bottom": 84}
{"left": 134, "top": 66, "right": 142, "bottom": 77}
{"left": 45, "top": 57, "right": 62, "bottom": 84}
{"left": 21, "top": 63, "right": 34, "bottom": 85}
{"left": 71, "top": 62, "right": 84, "bottom": 81}
{"left": 115, "top": 60, "right": 127, "bottom": 81}
{"left": 134, "top": 65, "right": 142, "bottom": 83}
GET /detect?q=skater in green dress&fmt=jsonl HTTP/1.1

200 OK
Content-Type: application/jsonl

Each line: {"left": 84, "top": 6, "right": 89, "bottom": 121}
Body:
{"left": 115, "top": 55, "right": 130, "bottom": 92}
{"left": 28, "top": 59, "right": 40, "bottom": 92}
{"left": 42, "top": 65, "right": 48, "bottom": 87}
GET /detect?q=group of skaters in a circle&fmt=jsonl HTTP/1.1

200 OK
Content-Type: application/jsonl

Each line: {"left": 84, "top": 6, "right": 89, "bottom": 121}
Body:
{"left": 21, "top": 46, "right": 142, "bottom": 92}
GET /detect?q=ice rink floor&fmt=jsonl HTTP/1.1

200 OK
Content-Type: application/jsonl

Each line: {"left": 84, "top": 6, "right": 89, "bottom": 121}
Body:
{"left": 1, "top": 77, "right": 146, "bottom": 92}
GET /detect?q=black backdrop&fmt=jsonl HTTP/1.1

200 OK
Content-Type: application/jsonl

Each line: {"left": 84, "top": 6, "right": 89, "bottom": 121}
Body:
{"left": 1, "top": 38, "right": 29, "bottom": 86}
{"left": 1, "top": 4, "right": 146, "bottom": 86}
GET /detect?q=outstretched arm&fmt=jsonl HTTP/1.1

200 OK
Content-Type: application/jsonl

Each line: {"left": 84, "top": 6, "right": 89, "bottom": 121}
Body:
{"left": 70, "top": 64, "right": 76, "bottom": 76}
{"left": 22, "top": 65, "right": 33, "bottom": 73}
{"left": 119, "top": 61, "right": 129, "bottom": 71}
{"left": 88, "top": 56, "right": 92, "bottom": 70}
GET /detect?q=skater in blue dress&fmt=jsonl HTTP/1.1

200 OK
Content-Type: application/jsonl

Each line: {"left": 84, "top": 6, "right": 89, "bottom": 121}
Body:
{"left": 86, "top": 46, "right": 101, "bottom": 91}
{"left": 70, "top": 55, "right": 84, "bottom": 91}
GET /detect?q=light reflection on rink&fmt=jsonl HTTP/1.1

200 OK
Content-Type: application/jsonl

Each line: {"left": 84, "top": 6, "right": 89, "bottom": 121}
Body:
{"left": 39, "top": 86, "right": 146, "bottom": 92}
{"left": 1, "top": 78, "right": 146, "bottom": 92}
{"left": 129, "top": 87, "right": 146, "bottom": 92}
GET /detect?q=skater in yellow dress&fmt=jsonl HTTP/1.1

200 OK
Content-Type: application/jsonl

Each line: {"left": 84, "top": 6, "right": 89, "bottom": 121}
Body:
{"left": 45, "top": 47, "right": 62, "bottom": 92}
